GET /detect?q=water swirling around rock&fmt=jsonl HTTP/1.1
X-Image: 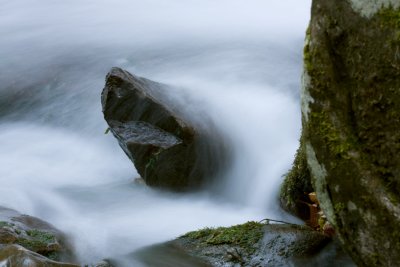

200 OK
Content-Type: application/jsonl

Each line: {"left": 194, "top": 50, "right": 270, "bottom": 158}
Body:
{"left": 0, "top": 0, "right": 310, "bottom": 265}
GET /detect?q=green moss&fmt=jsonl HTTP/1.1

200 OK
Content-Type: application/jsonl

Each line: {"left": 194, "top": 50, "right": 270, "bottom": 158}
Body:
{"left": 378, "top": 7, "right": 400, "bottom": 28}
{"left": 280, "top": 137, "right": 313, "bottom": 218}
{"left": 377, "top": 7, "right": 400, "bottom": 45}
{"left": 145, "top": 157, "right": 156, "bottom": 171}
{"left": 182, "top": 227, "right": 214, "bottom": 240}
{"left": 0, "top": 221, "right": 13, "bottom": 228}
{"left": 334, "top": 203, "right": 345, "bottom": 213}
{"left": 26, "top": 229, "right": 56, "bottom": 244}
{"left": 181, "top": 221, "right": 264, "bottom": 254}
{"left": 304, "top": 40, "right": 313, "bottom": 73}
{"left": 303, "top": 27, "right": 326, "bottom": 80}
{"left": 16, "top": 229, "right": 58, "bottom": 256}
{"left": 17, "top": 238, "right": 47, "bottom": 252}
{"left": 145, "top": 147, "right": 165, "bottom": 174}
{"left": 309, "top": 112, "right": 354, "bottom": 158}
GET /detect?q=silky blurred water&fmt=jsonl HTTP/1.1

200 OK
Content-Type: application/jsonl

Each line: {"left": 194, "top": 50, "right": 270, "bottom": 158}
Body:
{"left": 0, "top": 0, "right": 311, "bottom": 265}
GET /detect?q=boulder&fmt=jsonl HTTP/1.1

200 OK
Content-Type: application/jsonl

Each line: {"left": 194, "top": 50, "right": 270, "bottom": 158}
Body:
{"left": 0, "top": 206, "right": 77, "bottom": 265}
{"left": 285, "top": 0, "right": 400, "bottom": 266}
{"left": 102, "top": 67, "right": 226, "bottom": 190}
{"left": 134, "top": 221, "right": 354, "bottom": 267}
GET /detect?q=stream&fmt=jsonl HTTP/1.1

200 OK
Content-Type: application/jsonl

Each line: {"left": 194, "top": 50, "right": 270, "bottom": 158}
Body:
{"left": 0, "top": 0, "right": 311, "bottom": 265}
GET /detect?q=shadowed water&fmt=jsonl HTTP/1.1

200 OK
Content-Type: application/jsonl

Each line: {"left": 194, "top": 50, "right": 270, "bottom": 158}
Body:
{"left": 0, "top": 0, "right": 311, "bottom": 265}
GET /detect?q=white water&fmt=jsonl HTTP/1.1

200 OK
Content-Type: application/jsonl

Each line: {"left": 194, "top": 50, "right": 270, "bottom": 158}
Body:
{"left": 0, "top": 0, "right": 311, "bottom": 265}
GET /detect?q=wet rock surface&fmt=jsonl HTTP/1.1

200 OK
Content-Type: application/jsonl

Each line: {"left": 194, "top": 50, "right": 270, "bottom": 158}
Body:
{"left": 102, "top": 67, "right": 227, "bottom": 190}
{"left": 133, "top": 243, "right": 212, "bottom": 267}
{"left": 0, "top": 244, "right": 78, "bottom": 267}
{"left": 0, "top": 206, "right": 75, "bottom": 263}
{"left": 284, "top": 0, "right": 400, "bottom": 265}
{"left": 137, "top": 221, "right": 354, "bottom": 267}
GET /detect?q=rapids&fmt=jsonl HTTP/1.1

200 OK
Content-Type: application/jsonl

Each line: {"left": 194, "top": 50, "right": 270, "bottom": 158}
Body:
{"left": 0, "top": 0, "right": 311, "bottom": 265}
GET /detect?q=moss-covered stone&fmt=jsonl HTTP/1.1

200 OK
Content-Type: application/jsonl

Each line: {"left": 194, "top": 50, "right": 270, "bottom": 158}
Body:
{"left": 0, "top": 208, "right": 75, "bottom": 263}
{"left": 174, "top": 222, "right": 348, "bottom": 267}
{"left": 297, "top": 0, "right": 400, "bottom": 266}
{"left": 182, "top": 221, "right": 264, "bottom": 255}
{"left": 16, "top": 229, "right": 60, "bottom": 257}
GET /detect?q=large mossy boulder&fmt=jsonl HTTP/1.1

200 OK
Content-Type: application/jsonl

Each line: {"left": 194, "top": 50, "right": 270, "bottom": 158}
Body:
{"left": 102, "top": 67, "right": 226, "bottom": 191}
{"left": 285, "top": 0, "right": 400, "bottom": 266}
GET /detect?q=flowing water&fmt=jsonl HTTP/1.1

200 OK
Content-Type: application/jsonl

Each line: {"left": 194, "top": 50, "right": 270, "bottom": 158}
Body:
{"left": 0, "top": 0, "right": 311, "bottom": 265}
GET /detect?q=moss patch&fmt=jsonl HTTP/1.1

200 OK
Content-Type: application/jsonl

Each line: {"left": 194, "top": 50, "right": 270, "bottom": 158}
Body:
{"left": 26, "top": 229, "right": 57, "bottom": 244}
{"left": 378, "top": 7, "right": 400, "bottom": 28}
{"left": 181, "top": 221, "right": 264, "bottom": 254}
{"left": 15, "top": 229, "right": 60, "bottom": 259}
{"left": 309, "top": 111, "right": 355, "bottom": 158}
{"left": 280, "top": 137, "right": 313, "bottom": 219}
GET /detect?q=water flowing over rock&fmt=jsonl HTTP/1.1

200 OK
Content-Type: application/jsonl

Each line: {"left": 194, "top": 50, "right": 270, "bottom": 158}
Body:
{"left": 0, "top": 245, "right": 79, "bottom": 267}
{"left": 102, "top": 67, "right": 226, "bottom": 190}
{"left": 283, "top": 0, "right": 400, "bottom": 266}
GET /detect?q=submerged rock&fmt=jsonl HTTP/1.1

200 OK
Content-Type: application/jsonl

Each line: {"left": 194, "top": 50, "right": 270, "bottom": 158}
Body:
{"left": 0, "top": 207, "right": 78, "bottom": 266}
{"left": 137, "top": 221, "right": 354, "bottom": 267}
{"left": 102, "top": 67, "right": 226, "bottom": 190}
{"left": 285, "top": 0, "right": 400, "bottom": 265}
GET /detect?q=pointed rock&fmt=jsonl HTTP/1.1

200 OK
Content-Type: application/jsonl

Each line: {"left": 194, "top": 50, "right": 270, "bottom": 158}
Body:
{"left": 102, "top": 67, "right": 227, "bottom": 190}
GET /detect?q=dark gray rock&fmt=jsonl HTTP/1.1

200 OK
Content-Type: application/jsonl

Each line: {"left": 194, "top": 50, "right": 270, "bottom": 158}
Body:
{"left": 102, "top": 67, "right": 227, "bottom": 190}
{"left": 285, "top": 0, "right": 400, "bottom": 266}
